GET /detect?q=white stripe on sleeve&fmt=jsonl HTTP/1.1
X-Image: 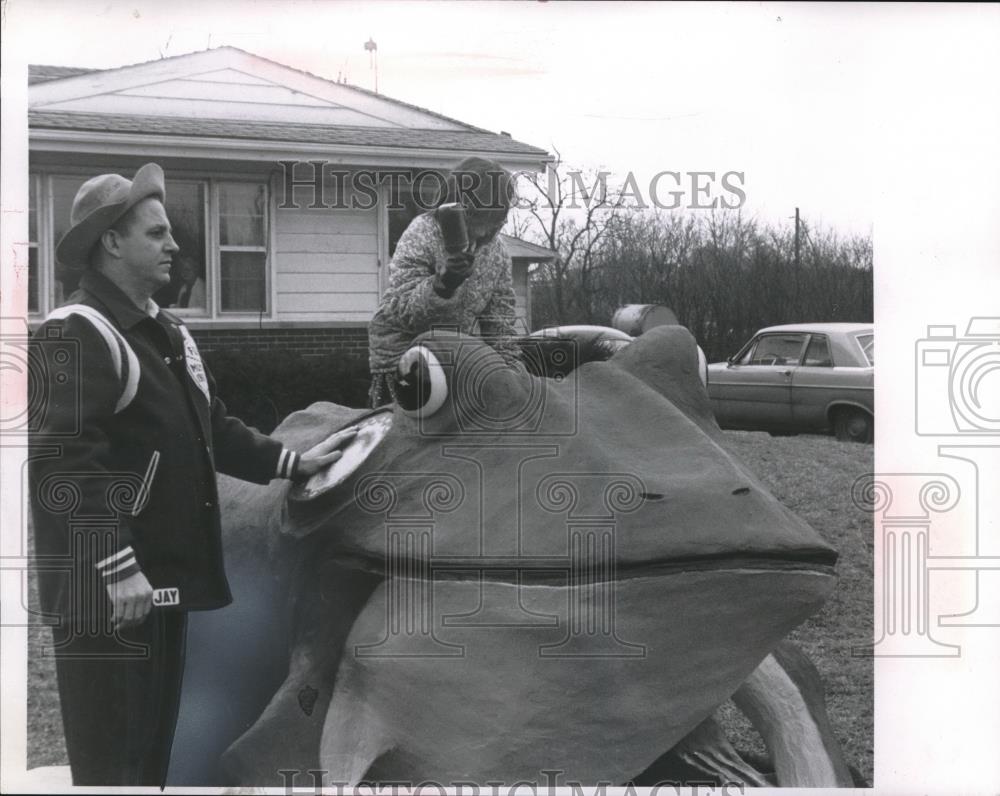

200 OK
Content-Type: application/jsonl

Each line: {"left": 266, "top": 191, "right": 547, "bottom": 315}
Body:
{"left": 95, "top": 545, "right": 135, "bottom": 571}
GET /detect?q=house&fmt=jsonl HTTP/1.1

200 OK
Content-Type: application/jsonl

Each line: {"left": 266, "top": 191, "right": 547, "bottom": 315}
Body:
{"left": 27, "top": 47, "right": 553, "bottom": 357}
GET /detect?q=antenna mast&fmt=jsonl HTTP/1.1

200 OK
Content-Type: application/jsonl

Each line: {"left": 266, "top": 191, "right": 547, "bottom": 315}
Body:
{"left": 364, "top": 37, "right": 378, "bottom": 93}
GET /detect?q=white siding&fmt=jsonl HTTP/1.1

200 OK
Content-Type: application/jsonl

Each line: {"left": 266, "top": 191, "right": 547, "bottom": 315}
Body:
{"left": 274, "top": 203, "right": 380, "bottom": 322}
{"left": 191, "top": 69, "right": 277, "bottom": 86}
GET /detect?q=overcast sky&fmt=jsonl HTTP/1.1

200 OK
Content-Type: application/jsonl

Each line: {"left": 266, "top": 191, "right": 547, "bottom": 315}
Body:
{"left": 6, "top": 1, "right": 999, "bottom": 237}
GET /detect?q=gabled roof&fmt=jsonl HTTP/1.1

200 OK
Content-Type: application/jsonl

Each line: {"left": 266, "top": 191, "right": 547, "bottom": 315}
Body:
{"left": 28, "top": 47, "right": 548, "bottom": 166}
{"left": 500, "top": 234, "right": 557, "bottom": 261}
{"left": 29, "top": 110, "right": 548, "bottom": 156}
{"left": 28, "top": 65, "right": 98, "bottom": 84}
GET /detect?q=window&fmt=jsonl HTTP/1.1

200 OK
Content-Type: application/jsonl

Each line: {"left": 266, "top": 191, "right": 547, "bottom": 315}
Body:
{"left": 857, "top": 333, "right": 874, "bottom": 366}
{"left": 742, "top": 334, "right": 806, "bottom": 366}
{"left": 156, "top": 182, "right": 208, "bottom": 313}
{"left": 34, "top": 171, "right": 269, "bottom": 320}
{"left": 28, "top": 176, "right": 39, "bottom": 313}
{"left": 51, "top": 175, "right": 85, "bottom": 305}
{"left": 387, "top": 169, "right": 447, "bottom": 256}
{"left": 218, "top": 182, "right": 267, "bottom": 313}
{"left": 802, "top": 335, "right": 833, "bottom": 367}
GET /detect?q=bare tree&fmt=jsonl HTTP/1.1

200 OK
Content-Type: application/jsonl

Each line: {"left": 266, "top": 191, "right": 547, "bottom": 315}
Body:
{"left": 511, "top": 152, "right": 628, "bottom": 326}
{"left": 508, "top": 154, "right": 872, "bottom": 352}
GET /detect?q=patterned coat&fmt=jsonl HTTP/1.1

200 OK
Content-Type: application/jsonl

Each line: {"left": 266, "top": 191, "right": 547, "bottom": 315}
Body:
{"left": 367, "top": 212, "right": 522, "bottom": 405}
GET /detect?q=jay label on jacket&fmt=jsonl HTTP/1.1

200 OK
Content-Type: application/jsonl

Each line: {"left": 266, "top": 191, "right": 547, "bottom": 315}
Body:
{"left": 152, "top": 587, "right": 180, "bottom": 606}
{"left": 178, "top": 326, "right": 211, "bottom": 403}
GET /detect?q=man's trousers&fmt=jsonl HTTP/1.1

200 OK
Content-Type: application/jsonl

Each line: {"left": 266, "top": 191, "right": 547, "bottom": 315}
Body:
{"left": 51, "top": 609, "right": 187, "bottom": 786}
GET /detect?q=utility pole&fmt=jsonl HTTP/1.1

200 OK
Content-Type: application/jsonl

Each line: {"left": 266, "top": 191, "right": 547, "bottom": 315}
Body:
{"left": 790, "top": 206, "right": 802, "bottom": 314}
{"left": 794, "top": 206, "right": 800, "bottom": 270}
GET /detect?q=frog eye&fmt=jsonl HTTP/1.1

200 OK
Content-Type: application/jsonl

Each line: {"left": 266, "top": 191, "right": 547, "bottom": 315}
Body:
{"left": 395, "top": 345, "right": 448, "bottom": 417}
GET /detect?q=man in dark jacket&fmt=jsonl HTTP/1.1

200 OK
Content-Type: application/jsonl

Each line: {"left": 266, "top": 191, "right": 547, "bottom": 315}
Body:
{"left": 28, "top": 163, "right": 354, "bottom": 786}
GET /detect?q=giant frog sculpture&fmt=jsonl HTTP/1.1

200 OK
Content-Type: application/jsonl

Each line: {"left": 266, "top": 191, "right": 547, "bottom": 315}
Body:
{"left": 168, "top": 326, "right": 854, "bottom": 788}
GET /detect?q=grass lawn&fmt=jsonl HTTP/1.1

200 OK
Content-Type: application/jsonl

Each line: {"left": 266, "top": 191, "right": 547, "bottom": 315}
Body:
{"left": 717, "top": 431, "right": 874, "bottom": 784}
{"left": 26, "top": 430, "right": 873, "bottom": 783}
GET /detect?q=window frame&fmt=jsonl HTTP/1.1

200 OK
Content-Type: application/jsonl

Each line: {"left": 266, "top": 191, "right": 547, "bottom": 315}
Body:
{"left": 856, "top": 333, "right": 875, "bottom": 366}
{"left": 739, "top": 333, "right": 809, "bottom": 367}
{"left": 159, "top": 178, "right": 211, "bottom": 318}
{"left": 214, "top": 179, "right": 271, "bottom": 316}
{"left": 29, "top": 167, "right": 273, "bottom": 322}
{"left": 801, "top": 333, "right": 834, "bottom": 368}
{"left": 27, "top": 173, "right": 42, "bottom": 314}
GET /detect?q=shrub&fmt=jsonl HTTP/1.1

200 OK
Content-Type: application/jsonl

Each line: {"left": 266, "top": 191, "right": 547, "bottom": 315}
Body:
{"left": 204, "top": 349, "right": 372, "bottom": 434}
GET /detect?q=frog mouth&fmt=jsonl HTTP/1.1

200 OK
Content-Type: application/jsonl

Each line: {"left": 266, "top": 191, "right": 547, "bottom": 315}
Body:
{"left": 325, "top": 547, "right": 838, "bottom": 584}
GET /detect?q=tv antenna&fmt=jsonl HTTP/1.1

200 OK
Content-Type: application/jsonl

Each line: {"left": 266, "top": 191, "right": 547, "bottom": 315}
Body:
{"left": 365, "top": 37, "right": 378, "bottom": 93}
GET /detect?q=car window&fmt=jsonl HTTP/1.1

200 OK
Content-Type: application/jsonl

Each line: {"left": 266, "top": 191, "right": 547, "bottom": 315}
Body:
{"left": 802, "top": 335, "right": 834, "bottom": 367}
{"left": 741, "top": 334, "right": 806, "bottom": 366}
{"left": 857, "top": 333, "right": 874, "bottom": 365}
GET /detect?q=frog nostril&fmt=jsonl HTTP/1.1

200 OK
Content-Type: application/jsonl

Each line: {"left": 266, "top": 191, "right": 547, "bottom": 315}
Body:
{"left": 732, "top": 487, "right": 751, "bottom": 496}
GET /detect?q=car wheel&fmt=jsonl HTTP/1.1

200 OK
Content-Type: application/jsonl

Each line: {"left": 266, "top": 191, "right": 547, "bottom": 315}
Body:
{"left": 834, "top": 408, "right": 873, "bottom": 443}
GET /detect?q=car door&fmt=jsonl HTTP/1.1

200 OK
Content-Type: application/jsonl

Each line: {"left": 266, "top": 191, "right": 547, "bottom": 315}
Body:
{"left": 711, "top": 333, "right": 806, "bottom": 429}
{"left": 790, "top": 333, "right": 836, "bottom": 430}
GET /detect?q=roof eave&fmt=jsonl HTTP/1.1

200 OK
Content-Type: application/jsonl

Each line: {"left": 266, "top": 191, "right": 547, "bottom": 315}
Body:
{"left": 29, "top": 128, "right": 552, "bottom": 171}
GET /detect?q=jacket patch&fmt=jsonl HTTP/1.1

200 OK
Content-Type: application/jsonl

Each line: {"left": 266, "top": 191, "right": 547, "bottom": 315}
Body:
{"left": 152, "top": 587, "right": 180, "bottom": 606}
{"left": 178, "top": 326, "right": 211, "bottom": 404}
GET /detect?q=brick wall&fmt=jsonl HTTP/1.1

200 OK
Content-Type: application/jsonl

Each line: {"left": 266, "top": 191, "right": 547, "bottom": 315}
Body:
{"left": 190, "top": 326, "right": 369, "bottom": 358}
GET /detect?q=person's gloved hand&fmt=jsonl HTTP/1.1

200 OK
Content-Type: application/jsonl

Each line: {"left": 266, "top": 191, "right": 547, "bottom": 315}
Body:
{"left": 433, "top": 251, "right": 475, "bottom": 298}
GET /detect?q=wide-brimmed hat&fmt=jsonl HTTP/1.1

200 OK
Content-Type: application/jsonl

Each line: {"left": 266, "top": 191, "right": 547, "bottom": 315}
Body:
{"left": 56, "top": 163, "right": 166, "bottom": 269}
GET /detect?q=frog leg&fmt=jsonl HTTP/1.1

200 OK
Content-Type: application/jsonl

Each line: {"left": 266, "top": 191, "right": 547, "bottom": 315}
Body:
{"left": 732, "top": 641, "right": 855, "bottom": 787}
{"left": 221, "top": 562, "right": 381, "bottom": 786}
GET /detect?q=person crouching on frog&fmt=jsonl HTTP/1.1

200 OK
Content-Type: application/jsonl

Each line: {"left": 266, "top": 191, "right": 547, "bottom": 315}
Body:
{"left": 367, "top": 156, "right": 524, "bottom": 407}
